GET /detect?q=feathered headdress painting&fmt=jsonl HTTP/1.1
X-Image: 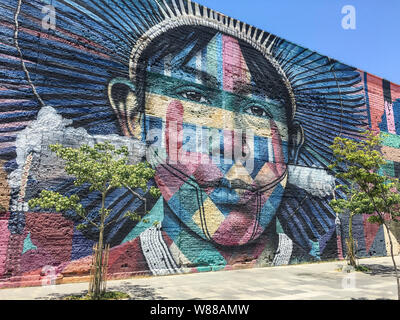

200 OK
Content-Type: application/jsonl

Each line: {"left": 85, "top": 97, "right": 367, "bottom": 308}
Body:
{"left": 0, "top": 0, "right": 368, "bottom": 255}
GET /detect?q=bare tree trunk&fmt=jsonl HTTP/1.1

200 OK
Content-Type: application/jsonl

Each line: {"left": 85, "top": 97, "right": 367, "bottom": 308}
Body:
{"left": 383, "top": 222, "right": 400, "bottom": 300}
{"left": 92, "top": 225, "right": 104, "bottom": 299}
{"left": 347, "top": 213, "right": 357, "bottom": 267}
{"left": 92, "top": 192, "right": 106, "bottom": 299}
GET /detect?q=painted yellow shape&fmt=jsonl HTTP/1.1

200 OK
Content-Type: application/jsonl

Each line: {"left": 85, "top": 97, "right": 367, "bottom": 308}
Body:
{"left": 383, "top": 225, "right": 400, "bottom": 256}
{"left": 225, "top": 161, "right": 253, "bottom": 185}
{"left": 192, "top": 197, "right": 225, "bottom": 237}
{"left": 0, "top": 160, "right": 10, "bottom": 211}
{"left": 381, "top": 146, "right": 400, "bottom": 163}
{"left": 144, "top": 93, "right": 289, "bottom": 139}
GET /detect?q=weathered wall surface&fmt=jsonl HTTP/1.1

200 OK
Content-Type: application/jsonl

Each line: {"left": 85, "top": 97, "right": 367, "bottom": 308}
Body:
{"left": 0, "top": 0, "right": 399, "bottom": 288}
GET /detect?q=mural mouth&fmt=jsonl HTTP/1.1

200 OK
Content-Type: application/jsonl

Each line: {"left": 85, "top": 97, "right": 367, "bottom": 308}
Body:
{"left": 199, "top": 178, "right": 253, "bottom": 191}
{"left": 208, "top": 187, "right": 242, "bottom": 205}
{"left": 201, "top": 194, "right": 265, "bottom": 246}
{"left": 198, "top": 168, "right": 288, "bottom": 194}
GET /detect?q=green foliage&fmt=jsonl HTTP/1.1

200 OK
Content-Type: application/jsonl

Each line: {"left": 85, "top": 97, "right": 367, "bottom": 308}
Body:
{"left": 28, "top": 142, "right": 160, "bottom": 228}
{"left": 124, "top": 211, "right": 143, "bottom": 222}
{"left": 48, "top": 142, "right": 156, "bottom": 193}
{"left": 329, "top": 130, "right": 400, "bottom": 299}
{"left": 64, "top": 291, "right": 130, "bottom": 300}
{"left": 149, "top": 186, "right": 161, "bottom": 199}
{"left": 27, "top": 141, "right": 161, "bottom": 300}
{"left": 329, "top": 130, "right": 400, "bottom": 223}
{"left": 76, "top": 223, "right": 87, "bottom": 231}
{"left": 355, "top": 265, "right": 370, "bottom": 272}
{"left": 28, "top": 190, "right": 86, "bottom": 217}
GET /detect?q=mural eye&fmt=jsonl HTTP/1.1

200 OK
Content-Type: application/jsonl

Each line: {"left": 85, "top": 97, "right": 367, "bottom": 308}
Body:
{"left": 179, "top": 90, "right": 209, "bottom": 104}
{"left": 244, "top": 105, "right": 272, "bottom": 118}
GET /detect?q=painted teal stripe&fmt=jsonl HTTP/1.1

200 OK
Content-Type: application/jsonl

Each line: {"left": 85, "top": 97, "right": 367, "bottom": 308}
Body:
{"left": 381, "top": 132, "right": 400, "bottom": 148}
{"left": 206, "top": 34, "right": 219, "bottom": 82}
{"left": 121, "top": 197, "right": 164, "bottom": 244}
{"left": 217, "top": 34, "right": 223, "bottom": 90}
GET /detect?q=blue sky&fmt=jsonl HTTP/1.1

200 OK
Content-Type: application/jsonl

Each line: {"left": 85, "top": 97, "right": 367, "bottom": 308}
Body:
{"left": 195, "top": 0, "right": 400, "bottom": 84}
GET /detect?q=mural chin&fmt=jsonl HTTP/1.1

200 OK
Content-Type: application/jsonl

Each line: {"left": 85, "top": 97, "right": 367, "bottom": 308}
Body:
{"left": 155, "top": 158, "right": 287, "bottom": 246}
{"left": 206, "top": 175, "right": 287, "bottom": 247}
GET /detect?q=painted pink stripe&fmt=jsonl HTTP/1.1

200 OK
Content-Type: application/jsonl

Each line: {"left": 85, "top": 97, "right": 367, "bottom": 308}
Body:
{"left": 0, "top": 221, "right": 10, "bottom": 276}
{"left": 223, "top": 129, "right": 234, "bottom": 160}
{"left": 0, "top": 142, "right": 15, "bottom": 149}
{"left": 0, "top": 100, "right": 30, "bottom": 105}
{"left": 0, "top": 21, "right": 110, "bottom": 60}
{"left": 179, "top": 151, "right": 201, "bottom": 175}
{"left": 22, "top": 14, "right": 108, "bottom": 52}
{"left": 166, "top": 100, "right": 184, "bottom": 164}
{"left": 0, "top": 121, "right": 31, "bottom": 129}
{"left": 154, "top": 170, "right": 175, "bottom": 201}
{"left": 0, "top": 53, "right": 30, "bottom": 64}
{"left": 222, "top": 35, "right": 242, "bottom": 93}
{"left": 0, "top": 132, "right": 18, "bottom": 137}
{"left": 270, "top": 120, "right": 286, "bottom": 175}
{"left": 385, "top": 101, "right": 396, "bottom": 134}
{"left": 366, "top": 73, "right": 385, "bottom": 132}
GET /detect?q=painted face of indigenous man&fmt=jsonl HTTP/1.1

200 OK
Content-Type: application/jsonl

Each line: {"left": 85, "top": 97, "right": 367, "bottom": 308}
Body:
{"left": 109, "top": 26, "right": 303, "bottom": 247}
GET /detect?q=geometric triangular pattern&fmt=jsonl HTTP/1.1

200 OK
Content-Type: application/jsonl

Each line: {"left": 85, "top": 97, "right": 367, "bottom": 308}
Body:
{"left": 22, "top": 232, "right": 37, "bottom": 255}
{"left": 192, "top": 197, "right": 225, "bottom": 237}
{"left": 363, "top": 214, "right": 382, "bottom": 254}
{"left": 367, "top": 226, "right": 386, "bottom": 256}
{"left": 225, "top": 161, "right": 253, "bottom": 186}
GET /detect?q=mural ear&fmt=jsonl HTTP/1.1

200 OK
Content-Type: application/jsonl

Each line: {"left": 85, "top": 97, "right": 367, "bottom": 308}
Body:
{"left": 288, "top": 121, "right": 304, "bottom": 164}
{"left": 108, "top": 78, "right": 141, "bottom": 137}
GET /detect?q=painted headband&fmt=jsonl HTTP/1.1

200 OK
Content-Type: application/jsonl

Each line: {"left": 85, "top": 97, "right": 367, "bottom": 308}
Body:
{"left": 128, "top": 0, "right": 297, "bottom": 119}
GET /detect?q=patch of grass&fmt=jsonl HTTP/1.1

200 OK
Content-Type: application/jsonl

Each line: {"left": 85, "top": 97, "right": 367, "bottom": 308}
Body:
{"left": 64, "top": 291, "right": 130, "bottom": 300}
{"left": 355, "top": 265, "right": 370, "bottom": 272}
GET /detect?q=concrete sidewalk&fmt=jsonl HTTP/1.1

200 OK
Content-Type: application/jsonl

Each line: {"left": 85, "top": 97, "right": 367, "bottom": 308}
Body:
{"left": 0, "top": 256, "right": 398, "bottom": 300}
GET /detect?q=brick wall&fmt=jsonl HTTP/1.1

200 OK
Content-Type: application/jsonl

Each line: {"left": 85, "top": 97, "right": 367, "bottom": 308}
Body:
{"left": 0, "top": 0, "right": 398, "bottom": 288}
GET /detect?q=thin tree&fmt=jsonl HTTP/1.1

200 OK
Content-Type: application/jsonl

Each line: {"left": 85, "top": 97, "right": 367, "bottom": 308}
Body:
{"left": 28, "top": 142, "right": 160, "bottom": 299}
{"left": 329, "top": 130, "right": 400, "bottom": 300}
{"left": 332, "top": 181, "right": 359, "bottom": 268}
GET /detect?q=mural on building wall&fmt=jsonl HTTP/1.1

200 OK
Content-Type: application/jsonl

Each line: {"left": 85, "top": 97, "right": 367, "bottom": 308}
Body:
{"left": 0, "top": 0, "right": 399, "bottom": 287}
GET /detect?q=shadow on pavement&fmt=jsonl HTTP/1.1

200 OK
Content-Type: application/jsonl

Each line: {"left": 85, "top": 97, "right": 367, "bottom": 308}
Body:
{"left": 109, "top": 282, "right": 167, "bottom": 300}
{"left": 351, "top": 297, "right": 394, "bottom": 300}
{"left": 360, "top": 264, "right": 397, "bottom": 277}
{"left": 35, "top": 282, "right": 167, "bottom": 300}
{"left": 34, "top": 289, "right": 88, "bottom": 300}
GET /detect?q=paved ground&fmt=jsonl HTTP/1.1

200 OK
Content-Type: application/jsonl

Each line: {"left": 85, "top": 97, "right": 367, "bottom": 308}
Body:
{"left": 0, "top": 256, "right": 398, "bottom": 300}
